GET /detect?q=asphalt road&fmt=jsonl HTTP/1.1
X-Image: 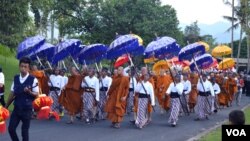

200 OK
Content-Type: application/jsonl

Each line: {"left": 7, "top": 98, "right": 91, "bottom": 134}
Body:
{"left": 1, "top": 95, "right": 250, "bottom": 141}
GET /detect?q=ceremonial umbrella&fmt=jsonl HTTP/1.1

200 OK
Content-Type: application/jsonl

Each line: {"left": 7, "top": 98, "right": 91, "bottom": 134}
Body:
{"left": 28, "top": 43, "right": 55, "bottom": 62}
{"left": 144, "top": 57, "right": 158, "bottom": 64}
{"left": 178, "top": 42, "right": 206, "bottom": 61}
{"left": 78, "top": 43, "right": 107, "bottom": 63}
{"left": 210, "top": 58, "right": 218, "bottom": 68}
{"left": 212, "top": 45, "right": 232, "bottom": 57}
{"left": 197, "top": 41, "right": 210, "bottom": 52}
{"left": 218, "top": 58, "right": 235, "bottom": 70}
{"left": 0, "top": 106, "right": 10, "bottom": 134}
{"left": 212, "top": 45, "right": 232, "bottom": 70}
{"left": 189, "top": 53, "right": 213, "bottom": 71}
{"left": 152, "top": 60, "right": 170, "bottom": 75}
{"left": 52, "top": 39, "right": 81, "bottom": 65}
{"left": 17, "top": 35, "right": 45, "bottom": 59}
{"left": 144, "top": 36, "right": 180, "bottom": 60}
{"left": 168, "top": 57, "right": 190, "bottom": 67}
{"left": 114, "top": 54, "right": 129, "bottom": 68}
{"left": 107, "top": 34, "right": 139, "bottom": 59}
{"left": 131, "top": 34, "right": 143, "bottom": 46}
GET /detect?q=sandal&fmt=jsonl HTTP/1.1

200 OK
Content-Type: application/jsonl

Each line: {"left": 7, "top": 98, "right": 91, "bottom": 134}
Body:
{"left": 66, "top": 121, "right": 74, "bottom": 124}
{"left": 113, "top": 123, "right": 120, "bottom": 129}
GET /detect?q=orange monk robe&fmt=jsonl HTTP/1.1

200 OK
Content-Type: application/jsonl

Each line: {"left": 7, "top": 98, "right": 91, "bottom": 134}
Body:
{"left": 217, "top": 76, "right": 229, "bottom": 106}
{"left": 105, "top": 75, "right": 129, "bottom": 123}
{"left": 188, "top": 73, "right": 199, "bottom": 109}
{"left": 30, "top": 70, "right": 49, "bottom": 94}
{"left": 59, "top": 75, "right": 83, "bottom": 115}
{"left": 155, "top": 74, "right": 172, "bottom": 110}
{"left": 227, "top": 78, "right": 237, "bottom": 103}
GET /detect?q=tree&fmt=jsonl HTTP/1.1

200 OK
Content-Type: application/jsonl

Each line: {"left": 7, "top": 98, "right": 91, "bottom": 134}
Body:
{"left": 30, "top": 0, "right": 54, "bottom": 37}
{"left": 0, "top": 0, "right": 35, "bottom": 49}
{"left": 53, "top": 0, "right": 184, "bottom": 45}
{"left": 223, "top": 0, "right": 247, "bottom": 70}
{"left": 184, "top": 21, "right": 200, "bottom": 44}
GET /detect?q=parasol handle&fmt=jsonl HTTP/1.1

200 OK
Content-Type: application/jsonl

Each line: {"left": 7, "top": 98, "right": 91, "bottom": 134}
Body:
{"left": 62, "top": 61, "right": 67, "bottom": 71}
{"left": 95, "top": 63, "right": 100, "bottom": 72}
{"left": 100, "top": 62, "right": 103, "bottom": 70}
{"left": 36, "top": 55, "right": 44, "bottom": 67}
{"left": 192, "top": 54, "right": 211, "bottom": 109}
{"left": 71, "top": 56, "right": 79, "bottom": 71}
{"left": 127, "top": 53, "right": 155, "bottom": 112}
{"left": 171, "top": 59, "right": 178, "bottom": 74}
{"left": 47, "top": 61, "right": 52, "bottom": 70}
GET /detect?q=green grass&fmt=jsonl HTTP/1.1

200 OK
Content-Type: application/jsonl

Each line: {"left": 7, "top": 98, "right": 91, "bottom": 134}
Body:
{"left": 0, "top": 53, "right": 19, "bottom": 110}
{"left": 199, "top": 107, "right": 250, "bottom": 141}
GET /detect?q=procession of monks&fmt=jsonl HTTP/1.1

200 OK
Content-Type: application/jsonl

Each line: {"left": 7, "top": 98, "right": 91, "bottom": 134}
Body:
{"left": 29, "top": 64, "right": 246, "bottom": 129}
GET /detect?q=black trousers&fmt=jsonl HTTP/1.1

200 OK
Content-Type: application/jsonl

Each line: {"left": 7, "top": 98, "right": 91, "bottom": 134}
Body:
{"left": 246, "top": 81, "right": 250, "bottom": 96}
{"left": 8, "top": 108, "right": 32, "bottom": 141}
{"left": 0, "top": 95, "right": 5, "bottom": 106}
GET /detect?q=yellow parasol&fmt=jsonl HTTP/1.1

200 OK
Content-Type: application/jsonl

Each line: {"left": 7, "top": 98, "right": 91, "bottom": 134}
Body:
{"left": 144, "top": 57, "right": 158, "bottom": 64}
{"left": 153, "top": 60, "right": 170, "bottom": 75}
{"left": 218, "top": 58, "right": 235, "bottom": 70}
{"left": 131, "top": 34, "right": 143, "bottom": 46}
{"left": 212, "top": 45, "right": 232, "bottom": 57}
{"left": 197, "top": 41, "right": 210, "bottom": 52}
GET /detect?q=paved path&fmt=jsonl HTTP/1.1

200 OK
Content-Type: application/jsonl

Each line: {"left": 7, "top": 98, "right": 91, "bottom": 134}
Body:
{"left": 1, "top": 95, "right": 250, "bottom": 141}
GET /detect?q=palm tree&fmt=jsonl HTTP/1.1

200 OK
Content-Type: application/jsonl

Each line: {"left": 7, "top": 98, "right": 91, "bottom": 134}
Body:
{"left": 223, "top": 0, "right": 235, "bottom": 58}
{"left": 223, "top": 1, "right": 246, "bottom": 71}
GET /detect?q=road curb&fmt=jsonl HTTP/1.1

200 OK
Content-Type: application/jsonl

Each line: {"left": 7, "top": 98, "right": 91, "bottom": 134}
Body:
{"left": 186, "top": 104, "right": 250, "bottom": 141}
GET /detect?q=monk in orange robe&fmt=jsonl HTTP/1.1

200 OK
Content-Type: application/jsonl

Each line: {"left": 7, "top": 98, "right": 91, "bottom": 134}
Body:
{"left": 59, "top": 67, "right": 83, "bottom": 123}
{"left": 155, "top": 70, "right": 172, "bottom": 113}
{"left": 227, "top": 73, "right": 237, "bottom": 106}
{"left": 188, "top": 72, "right": 199, "bottom": 112}
{"left": 105, "top": 67, "right": 129, "bottom": 128}
{"left": 217, "top": 73, "right": 229, "bottom": 107}
{"left": 30, "top": 65, "right": 49, "bottom": 95}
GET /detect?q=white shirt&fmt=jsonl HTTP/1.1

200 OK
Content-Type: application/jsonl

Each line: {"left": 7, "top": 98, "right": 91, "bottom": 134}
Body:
{"left": 135, "top": 81, "right": 155, "bottom": 106}
{"left": 81, "top": 76, "right": 100, "bottom": 101}
{"left": 0, "top": 72, "right": 4, "bottom": 84}
{"left": 122, "top": 66, "right": 130, "bottom": 76}
{"left": 129, "top": 77, "right": 137, "bottom": 89}
{"left": 11, "top": 73, "right": 39, "bottom": 94}
{"left": 182, "top": 80, "right": 191, "bottom": 95}
{"left": 61, "top": 76, "right": 68, "bottom": 88}
{"left": 197, "top": 79, "right": 215, "bottom": 96}
{"left": 99, "top": 76, "right": 112, "bottom": 91}
{"left": 48, "top": 74, "right": 64, "bottom": 89}
{"left": 212, "top": 83, "right": 221, "bottom": 95}
{"left": 166, "top": 82, "right": 184, "bottom": 95}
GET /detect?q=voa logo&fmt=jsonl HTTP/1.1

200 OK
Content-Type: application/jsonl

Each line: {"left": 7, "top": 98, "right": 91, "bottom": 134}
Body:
{"left": 226, "top": 129, "right": 247, "bottom": 136}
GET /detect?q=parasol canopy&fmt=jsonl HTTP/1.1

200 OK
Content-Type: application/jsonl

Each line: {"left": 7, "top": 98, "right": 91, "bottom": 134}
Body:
{"left": 197, "top": 41, "right": 210, "bottom": 52}
{"left": 178, "top": 42, "right": 206, "bottom": 61}
{"left": 144, "top": 36, "right": 179, "bottom": 59}
{"left": 78, "top": 43, "right": 107, "bottom": 65}
{"left": 52, "top": 39, "right": 81, "bottom": 64}
{"left": 189, "top": 53, "right": 213, "bottom": 71}
{"left": 114, "top": 54, "right": 129, "bottom": 68}
{"left": 212, "top": 45, "right": 232, "bottom": 57}
{"left": 218, "top": 58, "right": 235, "bottom": 70}
{"left": 153, "top": 60, "right": 170, "bottom": 75}
{"left": 107, "top": 34, "right": 139, "bottom": 59}
{"left": 28, "top": 43, "right": 55, "bottom": 62}
{"left": 17, "top": 35, "right": 45, "bottom": 59}
{"left": 168, "top": 57, "right": 190, "bottom": 67}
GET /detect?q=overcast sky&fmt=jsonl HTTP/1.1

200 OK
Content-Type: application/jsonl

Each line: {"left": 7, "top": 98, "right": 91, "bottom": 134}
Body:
{"left": 161, "top": 0, "right": 237, "bottom": 25}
